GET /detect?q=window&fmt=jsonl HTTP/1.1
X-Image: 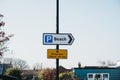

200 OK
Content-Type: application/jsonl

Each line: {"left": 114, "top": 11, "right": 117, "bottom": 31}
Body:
{"left": 103, "top": 74, "right": 109, "bottom": 80}
{"left": 87, "top": 73, "right": 109, "bottom": 80}
{"left": 88, "top": 74, "right": 93, "bottom": 78}
{"left": 95, "top": 74, "right": 101, "bottom": 78}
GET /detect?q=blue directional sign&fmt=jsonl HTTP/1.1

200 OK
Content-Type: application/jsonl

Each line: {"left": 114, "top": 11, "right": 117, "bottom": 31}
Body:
{"left": 43, "top": 33, "right": 74, "bottom": 45}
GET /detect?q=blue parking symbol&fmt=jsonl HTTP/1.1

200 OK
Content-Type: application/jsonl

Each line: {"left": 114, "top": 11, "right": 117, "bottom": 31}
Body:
{"left": 45, "top": 35, "right": 53, "bottom": 43}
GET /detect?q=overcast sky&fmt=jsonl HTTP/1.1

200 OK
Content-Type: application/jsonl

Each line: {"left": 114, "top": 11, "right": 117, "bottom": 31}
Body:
{"left": 0, "top": 0, "right": 120, "bottom": 69}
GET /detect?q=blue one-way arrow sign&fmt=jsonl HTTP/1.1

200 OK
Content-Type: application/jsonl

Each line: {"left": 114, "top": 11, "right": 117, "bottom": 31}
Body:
{"left": 43, "top": 33, "right": 74, "bottom": 45}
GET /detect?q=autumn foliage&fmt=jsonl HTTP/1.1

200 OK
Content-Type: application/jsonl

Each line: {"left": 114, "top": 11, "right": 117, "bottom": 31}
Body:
{"left": 0, "top": 14, "right": 13, "bottom": 56}
{"left": 38, "top": 68, "right": 56, "bottom": 80}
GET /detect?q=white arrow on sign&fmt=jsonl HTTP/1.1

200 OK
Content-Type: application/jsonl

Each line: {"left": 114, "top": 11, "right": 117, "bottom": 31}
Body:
{"left": 43, "top": 33, "right": 74, "bottom": 45}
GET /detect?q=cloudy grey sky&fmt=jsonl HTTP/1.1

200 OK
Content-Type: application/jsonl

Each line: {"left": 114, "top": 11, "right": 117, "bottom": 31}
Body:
{"left": 0, "top": 0, "right": 120, "bottom": 68}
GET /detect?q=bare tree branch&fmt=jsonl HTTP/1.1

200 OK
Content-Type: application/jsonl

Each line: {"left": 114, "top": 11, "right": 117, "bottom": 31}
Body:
{"left": 12, "top": 58, "right": 29, "bottom": 70}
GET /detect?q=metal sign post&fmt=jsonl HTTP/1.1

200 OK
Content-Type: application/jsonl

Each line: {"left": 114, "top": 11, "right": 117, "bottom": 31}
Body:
{"left": 56, "top": 0, "right": 59, "bottom": 80}
{"left": 43, "top": 0, "right": 75, "bottom": 80}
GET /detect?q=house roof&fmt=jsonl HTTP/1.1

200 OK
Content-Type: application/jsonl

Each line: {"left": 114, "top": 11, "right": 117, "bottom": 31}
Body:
{"left": 59, "top": 65, "right": 72, "bottom": 73}
{"left": 74, "top": 66, "right": 120, "bottom": 69}
{"left": 22, "top": 70, "right": 38, "bottom": 76}
{"left": 22, "top": 65, "right": 72, "bottom": 76}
